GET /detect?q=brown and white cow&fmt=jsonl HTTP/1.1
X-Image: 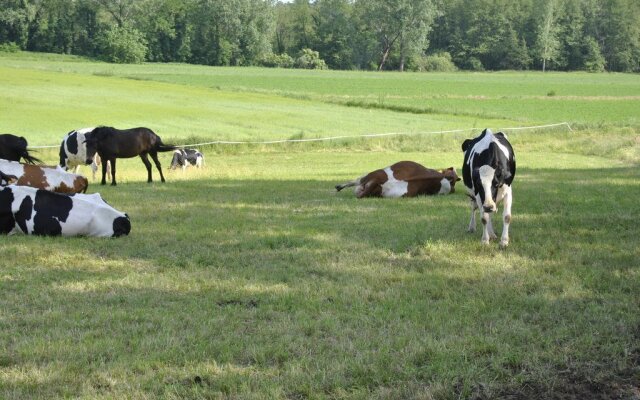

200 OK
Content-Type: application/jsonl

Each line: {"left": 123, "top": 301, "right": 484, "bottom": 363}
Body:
{"left": 336, "top": 161, "right": 461, "bottom": 198}
{"left": 0, "top": 159, "right": 88, "bottom": 194}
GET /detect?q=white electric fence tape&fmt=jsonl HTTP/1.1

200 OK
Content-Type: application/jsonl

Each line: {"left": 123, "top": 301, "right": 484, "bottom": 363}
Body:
{"left": 28, "top": 122, "right": 572, "bottom": 149}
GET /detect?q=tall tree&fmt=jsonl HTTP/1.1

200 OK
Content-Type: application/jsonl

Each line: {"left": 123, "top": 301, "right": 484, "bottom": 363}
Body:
{"left": 290, "top": 0, "right": 316, "bottom": 51}
{"left": 190, "top": 0, "right": 274, "bottom": 66}
{"left": 92, "top": 0, "right": 139, "bottom": 28}
{"left": 314, "top": 0, "right": 355, "bottom": 69}
{"left": 596, "top": 0, "right": 640, "bottom": 72}
{"left": 535, "top": 0, "right": 560, "bottom": 72}
{"left": 357, "top": 0, "right": 436, "bottom": 71}
{"left": 137, "top": 0, "right": 193, "bottom": 62}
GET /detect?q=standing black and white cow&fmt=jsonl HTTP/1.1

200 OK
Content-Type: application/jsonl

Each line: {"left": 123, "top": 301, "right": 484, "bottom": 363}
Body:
{"left": 169, "top": 148, "right": 205, "bottom": 171}
{"left": 462, "top": 128, "right": 516, "bottom": 248}
{"left": 0, "top": 185, "right": 130, "bottom": 237}
{"left": 59, "top": 128, "right": 110, "bottom": 180}
{"left": 59, "top": 127, "right": 95, "bottom": 170}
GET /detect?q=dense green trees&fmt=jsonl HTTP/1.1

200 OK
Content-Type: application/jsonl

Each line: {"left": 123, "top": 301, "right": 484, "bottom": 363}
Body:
{"left": 0, "top": 0, "right": 638, "bottom": 71}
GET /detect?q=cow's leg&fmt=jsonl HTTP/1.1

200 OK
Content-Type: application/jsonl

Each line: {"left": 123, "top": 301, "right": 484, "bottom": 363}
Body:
{"left": 150, "top": 151, "right": 166, "bottom": 183}
{"left": 486, "top": 215, "right": 498, "bottom": 240}
{"left": 499, "top": 186, "right": 513, "bottom": 248}
{"left": 357, "top": 181, "right": 382, "bottom": 198}
{"left": 481, "top": 212, "right": 493, "bottom": 244}
{"left": 468, "top": 196, "right": 478, "bottom": 232}
{"left": 335, "top": 179, "right": 359, "bottom": 192}
{"left": 110, "top": 158, "right": 117, "bottom": 186}
{"left": 91, "top": 161, "right": 98, "bottom": 180}
{"left": 140, "top": 153, "right": 153, "bottom": 182}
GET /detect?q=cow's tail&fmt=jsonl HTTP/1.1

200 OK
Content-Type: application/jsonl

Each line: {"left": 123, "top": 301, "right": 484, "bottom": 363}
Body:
{"left": 21, "top": 150, "right": 42, "bottom": 165}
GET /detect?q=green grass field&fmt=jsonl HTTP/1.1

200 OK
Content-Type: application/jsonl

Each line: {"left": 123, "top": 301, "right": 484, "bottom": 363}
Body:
{"left": 0, "top": 52, "right": 639, "bottom": 399}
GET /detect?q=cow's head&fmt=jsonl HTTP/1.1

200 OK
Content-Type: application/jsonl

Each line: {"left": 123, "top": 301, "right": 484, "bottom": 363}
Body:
{"left": 473, "top": 165, "right": 497, "bottom": 212}
{"left": 85, "top": 193, "right": 131, "bottom": 237}
{"left": 441, "top": 167, "right": 461, "bottom": 193}
{"left": 112, "top": 214, "right": 131, "bottom": 237}
{"left": 473, "top": 159, "right": 512, "bottom": 213}
{"left": 169, "top": 149, "right": 185, "bottom": 170}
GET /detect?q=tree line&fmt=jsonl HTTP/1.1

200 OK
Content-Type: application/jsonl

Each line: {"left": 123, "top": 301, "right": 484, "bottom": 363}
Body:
{"left": 1, "top": 0, "right": 638, "bottom": 72}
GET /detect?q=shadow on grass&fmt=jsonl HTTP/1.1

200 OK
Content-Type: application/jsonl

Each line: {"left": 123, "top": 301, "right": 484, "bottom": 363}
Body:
{"left": 0, "top": 165, "right": 638, "bottom": 398}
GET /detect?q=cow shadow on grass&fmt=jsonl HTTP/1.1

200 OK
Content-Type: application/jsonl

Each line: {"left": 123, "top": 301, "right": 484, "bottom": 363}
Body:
{"left": 1, "top": 166, "right": 638, "bottom": 398}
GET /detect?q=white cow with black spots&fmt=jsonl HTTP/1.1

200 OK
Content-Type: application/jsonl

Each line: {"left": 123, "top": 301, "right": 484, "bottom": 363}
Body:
{"left": 59, "top": 128, "right": 109, "bottom": 180}
{"left": 462, "top": 129, "right": 516, "bottom": 248}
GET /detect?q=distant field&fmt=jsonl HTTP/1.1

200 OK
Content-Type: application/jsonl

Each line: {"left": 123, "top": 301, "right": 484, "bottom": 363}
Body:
{"left": 1, "top": 52, "right": 639, "bottom": 144}
{"left": 0, "top": 52, "right": 638, "bottom": 399}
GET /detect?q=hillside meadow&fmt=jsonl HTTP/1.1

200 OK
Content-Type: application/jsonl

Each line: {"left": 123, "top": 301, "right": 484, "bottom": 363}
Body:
{"left": 0, "top": 52, "right": 639, "bottom": 399}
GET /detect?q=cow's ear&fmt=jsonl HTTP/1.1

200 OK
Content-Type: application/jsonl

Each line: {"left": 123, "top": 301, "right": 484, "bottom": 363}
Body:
{"left": 461, "top": 139, "right": 472, "bottom": 151}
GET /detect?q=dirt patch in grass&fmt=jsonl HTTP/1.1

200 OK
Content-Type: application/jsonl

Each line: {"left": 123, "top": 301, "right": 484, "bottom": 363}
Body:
{"left": 486, "top": 328, "right": 640, "bottom": 400}
{"left": 490, "top": 373, "right": 640, "bottom": 400}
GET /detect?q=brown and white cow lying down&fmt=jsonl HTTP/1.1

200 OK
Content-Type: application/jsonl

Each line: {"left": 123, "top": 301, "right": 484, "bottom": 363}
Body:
{"left": 336, "top": 161, "right": 461, "bottom": 198}
{"left": 0, "top": 184, "right": 130, "bottom": 237}
{"left": 0, "top": 159, "right": 88, "bottom": 194}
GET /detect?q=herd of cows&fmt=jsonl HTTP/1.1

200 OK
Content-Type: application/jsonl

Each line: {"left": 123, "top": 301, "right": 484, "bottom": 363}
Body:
{"left": 0, "top": 126, "right": 515, "bottom": 247}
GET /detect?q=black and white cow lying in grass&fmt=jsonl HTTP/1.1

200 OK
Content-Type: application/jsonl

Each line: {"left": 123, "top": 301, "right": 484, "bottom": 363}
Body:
{"left": 462, "top": 128, "right": 516, "bottom": 248}
{"left": 0, "top": 184, "right": 130, "bottom": 237}
{"left": 169, "top": 148, "right": 204, "bottom": 171}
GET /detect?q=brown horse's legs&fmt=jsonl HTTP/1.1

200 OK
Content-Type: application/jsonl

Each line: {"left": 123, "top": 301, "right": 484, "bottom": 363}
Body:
{"left": 149, "top": 152, "right": 165, "bottom": 183}
{"left": 110, "top": 158, "right": 117, "bottom": 186}
{"left": 100, "top": 155, "right": 109, "bottom": 185}
{"left": 140, "top": 153, "right": 153, "bottom": 182}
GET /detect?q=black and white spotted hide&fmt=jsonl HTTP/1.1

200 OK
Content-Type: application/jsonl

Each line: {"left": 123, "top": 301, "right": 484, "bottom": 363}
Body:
{"left": 462, "top": 128, "right": 516, "bottom": 248}
{"left": 0, "top": 185, "right": 130, "bottom": 237}
{"left": 169, "top": 148, "right": 204, "bottom": 171}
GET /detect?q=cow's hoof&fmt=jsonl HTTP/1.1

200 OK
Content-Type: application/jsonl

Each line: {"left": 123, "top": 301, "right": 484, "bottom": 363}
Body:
{"left": 490, "top": 233, "right": 498, "bottom": 240}
{"left": 110, "top": 182, "right": 117, "bottom": 186}
{"left": 335, "top": 185, "right": 342, "bottom": 192}
{"left": 499, "top": 239, "right": 509, "bottom": 249}
{"left": 481, "top": 239, "right": 490, "bottom": 245}
{"left": 467, "top": 227, "right": 476, "bottom": 233}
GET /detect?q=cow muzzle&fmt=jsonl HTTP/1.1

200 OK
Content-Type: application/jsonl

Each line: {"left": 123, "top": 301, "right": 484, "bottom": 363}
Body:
{"left": 483, "top": 203, "right": 496, "bottom": 213}
{"left": 482, "top": 196, "right": 497, "bottom": 212}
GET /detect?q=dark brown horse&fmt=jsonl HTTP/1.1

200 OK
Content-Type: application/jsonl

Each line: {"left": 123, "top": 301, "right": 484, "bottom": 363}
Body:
{"left": 0, "top": 134, "right": 41, "bottom": 164}
{"left": 85, "top": 127, "right": 177, "bottom": 186}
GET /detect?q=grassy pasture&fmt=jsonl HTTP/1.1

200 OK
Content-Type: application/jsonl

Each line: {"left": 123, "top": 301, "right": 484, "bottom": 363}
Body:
{"left": 0, "top": 52, "right": 639, "bottom": 399}
{"left": 2, "top": 52, "right": 639, "bottom": 133}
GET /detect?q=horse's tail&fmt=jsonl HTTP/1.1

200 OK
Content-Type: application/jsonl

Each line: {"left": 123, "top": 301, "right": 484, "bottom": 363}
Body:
{"left": 21, "top": 149, "right": 42, "bottom": 165}
{"left": 155, "top": 141, "right": 179, "bottom": 152}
